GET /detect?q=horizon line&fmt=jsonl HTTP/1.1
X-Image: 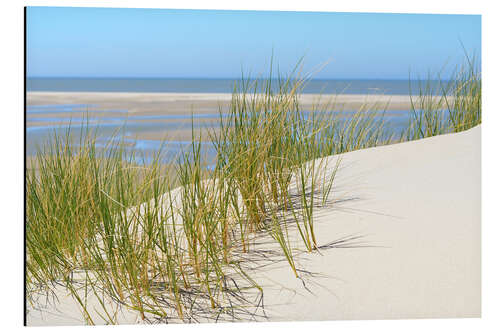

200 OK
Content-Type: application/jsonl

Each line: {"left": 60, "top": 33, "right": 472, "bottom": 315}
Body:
{"left": 26, "top": 76, "right": 451, "bottom": 81}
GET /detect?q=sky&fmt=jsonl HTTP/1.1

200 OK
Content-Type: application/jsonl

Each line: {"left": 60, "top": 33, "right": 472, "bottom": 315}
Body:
{"left": 26, "top": 7, "right": 481, "bottom": 79}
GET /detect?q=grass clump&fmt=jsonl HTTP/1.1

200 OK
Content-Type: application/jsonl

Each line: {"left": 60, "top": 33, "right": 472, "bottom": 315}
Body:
{"left": 405, "top": 54, "right": 481, "bottom": 140}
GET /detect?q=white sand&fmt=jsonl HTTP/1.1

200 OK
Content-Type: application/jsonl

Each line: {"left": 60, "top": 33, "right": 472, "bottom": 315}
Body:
{"left": 252, "top": 125, "right": 481, "bottom": 321}
{"left": 26, "top": 126, "right": 480, "bottom": 325}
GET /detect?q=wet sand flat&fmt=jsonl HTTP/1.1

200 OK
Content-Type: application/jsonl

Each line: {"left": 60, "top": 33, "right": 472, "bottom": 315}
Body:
{"left": 27, "top": 92, "right": 417, "bottom": 143}
{"left": 27, "top": 92, "right": 416, "bottom": 114}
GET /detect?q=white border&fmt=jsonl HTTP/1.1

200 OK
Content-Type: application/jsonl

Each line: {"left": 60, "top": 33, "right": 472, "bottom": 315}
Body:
{"left": 1, "top": 1, "right": 498, "bottom": 332}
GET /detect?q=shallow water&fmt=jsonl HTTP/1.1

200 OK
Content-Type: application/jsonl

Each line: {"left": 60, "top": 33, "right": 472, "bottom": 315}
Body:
{"left": 26, "top": 104, "right": 415, "bottom": 163}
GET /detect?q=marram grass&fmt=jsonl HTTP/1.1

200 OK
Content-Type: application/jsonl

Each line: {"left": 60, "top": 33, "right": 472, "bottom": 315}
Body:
{"left": 26, "top": 58, "right": 480, "bottom": 324}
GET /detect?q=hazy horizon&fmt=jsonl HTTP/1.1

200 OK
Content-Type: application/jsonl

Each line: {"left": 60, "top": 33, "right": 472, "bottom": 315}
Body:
{"left": 27, "top": 76, "right": 441, "bottom": 80}
{"left": 26, "top": 76, "right": 450, "bottom": 94}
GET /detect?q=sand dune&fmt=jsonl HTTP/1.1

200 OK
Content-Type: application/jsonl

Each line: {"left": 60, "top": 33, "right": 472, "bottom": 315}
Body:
{"left": 252, "top": 125, "right": 481, "bottom": 321}
{"left": 27, "top": 126, "right": 480, "bottom": 325}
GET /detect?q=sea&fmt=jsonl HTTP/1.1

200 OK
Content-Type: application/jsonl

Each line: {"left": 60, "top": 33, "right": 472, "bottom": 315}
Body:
{"left": 27, "top": 77, "right": 442, "bottom": 95}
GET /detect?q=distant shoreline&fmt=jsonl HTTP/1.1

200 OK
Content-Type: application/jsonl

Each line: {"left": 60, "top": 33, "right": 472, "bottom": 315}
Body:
{"left": 27, "top": 91, "right": 420, "bottom": 113}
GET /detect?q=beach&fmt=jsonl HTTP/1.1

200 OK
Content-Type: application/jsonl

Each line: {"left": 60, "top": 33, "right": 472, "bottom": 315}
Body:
{"left": 27, "top": 92, "right": 415, "bottom": 114}
{"left": 27, "top": 125, "right": 481, "bottom": 325}
{"left": 26, "top": 92, "right": 418, "bottom": 151}
{"left": 21, "top": 7, "right": 484, "bottom": 330}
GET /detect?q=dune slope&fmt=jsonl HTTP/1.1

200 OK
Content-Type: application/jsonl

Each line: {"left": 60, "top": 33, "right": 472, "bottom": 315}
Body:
{"left": 256, "top": 125, "right": 481, "bottom": 321}
{"left": 27, "top": 125, "right": 481, "bottom": 325}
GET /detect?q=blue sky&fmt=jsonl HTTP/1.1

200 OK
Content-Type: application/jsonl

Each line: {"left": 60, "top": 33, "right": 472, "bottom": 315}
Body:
{"left": 26, "top": 7, "right": 481, "bottom": 79}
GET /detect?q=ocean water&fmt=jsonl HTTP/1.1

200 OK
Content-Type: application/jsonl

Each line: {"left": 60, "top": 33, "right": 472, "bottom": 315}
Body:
{"left": 27, "top": 77, "right": 446, "bottom": 95}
